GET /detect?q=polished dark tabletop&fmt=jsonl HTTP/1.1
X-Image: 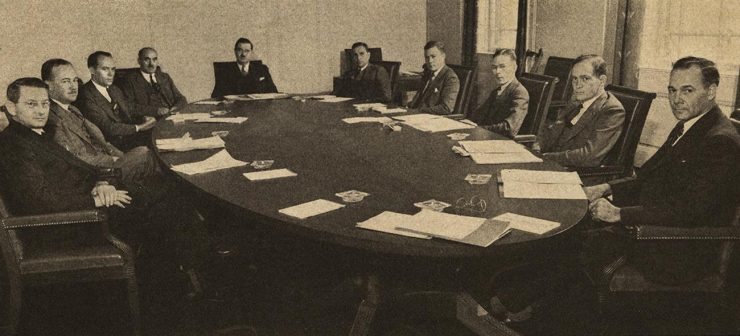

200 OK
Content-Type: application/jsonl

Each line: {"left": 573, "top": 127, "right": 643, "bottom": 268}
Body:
{"left": 153, "top": 97, "right": 587, "bottom": 258}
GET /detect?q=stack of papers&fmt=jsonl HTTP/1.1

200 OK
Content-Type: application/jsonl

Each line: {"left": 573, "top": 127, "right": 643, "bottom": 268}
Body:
{"left": 318, "top": 96, "right": 354, "bottom": 103}
{"left": 356, "top": 211, "right": 431, "bottom": 239}
{"left": 353, "top": 103, "right": 386, "bottom": 111}
{"left": 458, "top": 140, "right": 543, "bottom": 164}
{"left": 393, "top": 114, "right": 475, "bottom": 133}
{"left": 171, "top": 149, "right": 248, "bottom": 175}
{"left": 166, "top": 113, "right": 213, "bottom": 123}
{"left": 279, "top": 199, "right": 345, "bottom": 219}
{"left": 342, "top": 117, "right": 394, "bottom": 124}
{"left": 492, "top": 213, "right": 560, "bottom": 234}
{"left": 395, "top": 210, "right": 511, "bottom": 247}
{"left": 194, "top": 117, "right": 248, "bottom": 124}
{"left": 247, "top": 93, "right": 291, "bottom": 100}
{"left": 499, "top": 169, "right": 586, "bottom": 200}
{"left": 156, "top": 134, "right": 225, "bottom": 152}
{"left": 372, "top": 106, "right": 406, "bottom": 114}
{"left": 193, "top": 100, "right": 222, "bottom": 105}
{"left": 243, "top": 168, "right": 297, "bottom": 181}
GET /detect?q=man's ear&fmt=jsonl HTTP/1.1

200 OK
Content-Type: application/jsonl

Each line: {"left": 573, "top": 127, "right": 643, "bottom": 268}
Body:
{"left": 598, "top": 74, "right": 607, "bottom": 87}
{"left": 706, "top": 83, "right": 718, "bottom": 101}
{"left": 5, "top": 102, "right": 17, "bottom": 117}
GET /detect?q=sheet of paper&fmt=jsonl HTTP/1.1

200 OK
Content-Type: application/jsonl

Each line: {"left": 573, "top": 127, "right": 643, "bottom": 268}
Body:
{"left": 342, "top": 117, "right": 394, "bottom": 124}
{"left": 320, "top": 96, "right": 354, "bottom": 103}
{"left": 354, "top": 103, "right": 386, "bottom": 111}
{"left": 502, "top": 181, "right": 587, "bottom": 200}
{"left": 166, "top": 112, "right": 213, "bottom": 122}
{"left": 470, "top": 152, "right": 543, "bottom": 164}
{"left": 243, "top": 168, "right": 297, "bottom": 181}
{"left": 396, "top": 209, "right": 486, "bottom": 240}
{"left": 456, "top": 219, "right": 511, "bottom": 247}
{"left": 356, "top": 211, "right": 431, "bottom": 239}
{"left": 193, "top": 100, "right": 222, "bottom": 105}
{"left": 308, "top": 95, "right": 337, "bottom": 100}
{"left": 372, "top": 106, "right": 407, "bottom": 114}
{"left": 393, "top": 114, "right": 475, "bottom": 133}
{"left": 492, "top": 213, "right": 561, "bottom": 235}
{"left": 459, "top": 140, "right": 529, "bottom": 153}
{"left": 278, "top": 199, "right": 345, "bottom": 219}
{"left": 156, "top": 135, "right": 225, "bottom": 152}
{"left": 171, "top": 149, "right": 248, "bottom": 175}
{"left": 247, "top": 93, "right": 291, "bottom": 100}
{"left": 500, "top": 169, "right": 582, "bottom": 185}
{"left": 194, "top": 117, "right": 248, "bottom": 124}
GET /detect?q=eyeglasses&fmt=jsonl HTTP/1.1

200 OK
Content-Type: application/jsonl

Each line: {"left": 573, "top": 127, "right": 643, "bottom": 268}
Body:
{"left": 453, "top": 195, "right": 487, "bottom": 216}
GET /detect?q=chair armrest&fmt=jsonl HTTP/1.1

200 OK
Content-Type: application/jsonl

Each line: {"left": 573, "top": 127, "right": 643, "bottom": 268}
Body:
{"left": 633, "top": 225, "right": 740, "bottom": 240}
{"left": 571, "top": 165, "right": 624, "bottom": 177}
{"left": 1, "top": 210, "right": 107, "bottom": 230}
{"left": 513, "top": 134, "right": 537, "bottom": 144}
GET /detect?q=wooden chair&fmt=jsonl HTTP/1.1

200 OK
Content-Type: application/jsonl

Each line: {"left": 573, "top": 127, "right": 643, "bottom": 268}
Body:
{"left": 516, "top": 73, "right": 558, "bottom": 137}
{"left": 597, "top": 206, "right": 740, "bottom": 332}
{"left": 0, "top": 192, "right": 140, "bottom": 335}
{"left": 370, "top": 60, "right": 401, "bottom": 102}
{"left": 574, "top": 85, "right": 656, "bottom": 185}
{"left": 446, "top": 63, "right": 476, "bottom": 119}
{"left": 112, "top": 67, "right": 140, "bottom": 89}
{"left": 542, "top": 56, "right": 575, "bottom": 121}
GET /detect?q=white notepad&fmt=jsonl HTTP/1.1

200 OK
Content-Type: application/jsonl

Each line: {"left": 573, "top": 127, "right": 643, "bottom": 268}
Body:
{"left": 279, "top": 199, "right": 345, "bottom": 219}
{"left": 470, "top": 152, "right": 543, "bottom": 164}
{"left": 500, "top": 169, "right": 582, "bottom": 185}
{"left": 243, "top": 168, "right": 297, "bottom": 181}
{"left": 171, "top": 149, "right": 248, "bottom": 175}
{"left": 459, "top": 140, "right": 529, "bottom": 153}
{"left": 396, "top": 209, "right": 486, "bottom": 240}
{"left": 502, "top": 181, "right": 587, "bottom": 200}
{"left": 193, "top": 100, "right": 222, "bottom": 105}
{"left": 492, "top": 213, "right": 560, "bottom": 235}
{"left": 194, "top": 117, "right": 248, "bottom": 124}
{"left": 356, "top": 211, "right": 431, "bottom": 239}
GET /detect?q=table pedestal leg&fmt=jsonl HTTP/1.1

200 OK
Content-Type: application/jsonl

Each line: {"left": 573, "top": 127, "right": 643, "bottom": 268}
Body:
{"left": 349, "top": 275, "right": 380, "bottom": 336}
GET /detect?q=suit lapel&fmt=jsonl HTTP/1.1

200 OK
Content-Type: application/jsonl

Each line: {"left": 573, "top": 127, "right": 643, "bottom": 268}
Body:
{"left": 561, "top": 92, "right": 608, "bottom": 142}
{"left": 85, "top": 82, "right": 122, "bottom": 122}
{"left": 50, "top": 102, "right": 94, "bottom": 146}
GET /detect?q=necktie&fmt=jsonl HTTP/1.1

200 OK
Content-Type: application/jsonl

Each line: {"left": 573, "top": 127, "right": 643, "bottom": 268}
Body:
{"left": 664, "top": 120, "right": 685, "bottom": 147}
{"left": 566, "top": 104, "right": 583, "bottom": 127}
{"left": 241, "top": 64, "right": 248, "bottom": 76}
{"left": 150, "top": 74, "right": 161, "bottom": 92}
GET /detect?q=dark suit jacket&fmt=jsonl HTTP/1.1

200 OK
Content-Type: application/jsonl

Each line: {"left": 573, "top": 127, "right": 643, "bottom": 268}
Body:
{"left": 539, "top": 91, "right": 625, "bottom": 167}
{"left": 211, "top": 61, "right": 278, "bottom": 98}
{"left": 120, "top": 70, "right": 188, "bottom": 111}
{"left": 335, "top": 63, "right": 392, "bottom": 103}
{"left": 46, "top": 101, "right": 123, "bottom": 168}
{"left": 75, "top": 81, "right": 149, "bottom": 150}
{"left": 469, "top": 79, "right": 529, "bottom": 138}
{"left": 608, "top": 105, "right": 740, "bottom": 284}
{"left": 410, "top": 65, "right": 460, "bottom": 115}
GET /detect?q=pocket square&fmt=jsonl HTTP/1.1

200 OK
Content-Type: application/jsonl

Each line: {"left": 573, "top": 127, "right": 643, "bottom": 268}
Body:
{"left": 433, "top": 88, "right": 439, "bottom": 93}
{"left": 259, "top": 77, "right": 265, "bottom": 81}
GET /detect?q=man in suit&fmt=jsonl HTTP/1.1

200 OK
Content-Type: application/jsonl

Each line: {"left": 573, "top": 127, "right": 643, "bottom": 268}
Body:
{"left": 75, "top": 51, "right": 157, "bottom": 151}
{"left": 469, "top": 49, "right": 529, "bottom": 138}
{"left": 407, "top": 41, "right": 460, "bottom": 115}
{"left": 0, "top": 77, "right": 208, "bottom": 296}
{"left": 211, "top": 37, "right": 278, "bottom": 98}
{"left": 42, "top": 58, "right": 159, "bottom": 185}
{"left": 485, "top": 57, "right": 739, "bottom": 323}
{"left": 120, "top": 47, "right": 188, "bottom": 112}
{"left": 334, "top": 42, "right": 391, "bottom": 103}
{"left": 538, "top": 54, "right": 625, "bottom": 167}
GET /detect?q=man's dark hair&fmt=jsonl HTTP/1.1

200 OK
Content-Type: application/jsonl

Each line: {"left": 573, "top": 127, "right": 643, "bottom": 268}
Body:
{"left": 491, "top": 48, "right": 517, "bottom": 63}
{"left": 41, "top": 58, "right": 73, "bottom": 81}
{"left": 672, "top": 56, "right": 720, "bottom": 87}
{"left": 574, "top": 54, "right": 608, "bottom": 78}
{"left": 234, "top": 38, "right": 253, "bottom": 50}
{"left": 87, "top": 51, "right": 113, "bottom": 68}
{"left": 6, "top": 77, "right": 48, "bottom": 103}
{"left": 138, "top": 47, "right": 157, "bottom": 60}
{"left": 351, "top": 42, "right": 369, "bottom": 52}
{"left": 424, "top": 41, "right": 445, "bottom": 53}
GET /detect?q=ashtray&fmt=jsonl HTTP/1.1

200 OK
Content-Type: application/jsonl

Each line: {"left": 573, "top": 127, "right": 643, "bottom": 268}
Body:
{"left": 251, "top": 160, "right": 275, "bottom": 170}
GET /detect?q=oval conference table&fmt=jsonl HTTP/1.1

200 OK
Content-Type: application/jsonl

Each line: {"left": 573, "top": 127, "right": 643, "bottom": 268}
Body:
{"left": 153, "top": 96, "right": 588, "bottom": 334}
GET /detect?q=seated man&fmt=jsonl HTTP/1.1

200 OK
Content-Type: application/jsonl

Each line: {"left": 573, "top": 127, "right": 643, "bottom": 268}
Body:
{"left": 407, "top": 41, "right": 459, "bottom": 115}
{"left": 119, "top": 47, "right": 188, "bottom": 112}
{"left": 42, "top": 58, "right": 159, "bottom": 186}
{"left": 469, "top": 49, "right": 529, "bottom": 138}
{"left": 211, "top": 37, "right": 278, "bottom": 98}
{"left": 538, "top": 54, "right": 625, "bottom": 167}
{"left": 75, "top": 51, "right": 157, "bottom": 151}
{"left": 334, "top": 42, "right": 391, "bottom": 103}
{"left": 487, "top": 56, "right": 739, "bottom": 322}
{"left": 0, "top": 77, "right": 208, "bottom": 296}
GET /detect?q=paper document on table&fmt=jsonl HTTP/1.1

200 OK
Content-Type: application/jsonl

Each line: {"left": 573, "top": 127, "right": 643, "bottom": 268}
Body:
{"left": 320, "top": 96, "right": 354, "bottom": 103}
{"left": 246, "top": 93, "right": 291, "bottom": 100}
{"left": 307, "top": 95, "right": 336, "bottom": 100}
{"left": 470, "top": 152, "right": 543, "bottom": 164}
{"left": 500, "top": 169, "right": 582, "bottom": 185}
{"left": 353, "top": 103, "right": 386, "bottom": 111}
{"left": 171, "top": 149, "right": 248, "bottom": 175}
{"left": 156, "top": 135, "right": 225, "bottom": 152}
{"left": 396, "top": 209, "right": 486, "bottom": 240}
{"left": 459, "top": 140, "right": 529, "bottom": 153}
{"left": 356, "top": 212, "right": 431, "bottom": 239}
{"left": 372, "top": 106, "right": 406, "bottom": 114}
{"left": 194, "top": 117, "right": 248, "bottom": 124}
{"left": 502, "top": 181, "right": 587, "bottom": 200}
{"left": 393, "top": 114, "right": 475, "bottom": 132}
{"left": 492, "top": 213, "right": 560, "bottom": 235}
{"left": 166, "top": 113, "right": 213, "bottom": 122}
{"left": 342, "top": 117, "right": 394, "bottom": 124}
{"left": 279, "top": 199, "right": 345, "bottom": 219}
{"left": 243, "top": 168, "right": 297, "bottom": 181}
{"left": 193, "top": 100, "right": 222, "bottom": 105}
